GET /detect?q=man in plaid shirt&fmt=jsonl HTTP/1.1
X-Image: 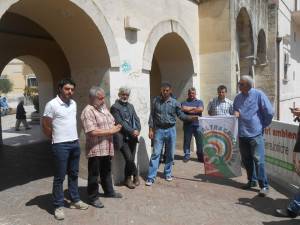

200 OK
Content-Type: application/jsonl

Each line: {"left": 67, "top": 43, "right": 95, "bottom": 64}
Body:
{"left": 207, "top": 85, "right": 233, "bottom": 116}
{"left": 81, "top": 86, "right": 122, "bottom": 209}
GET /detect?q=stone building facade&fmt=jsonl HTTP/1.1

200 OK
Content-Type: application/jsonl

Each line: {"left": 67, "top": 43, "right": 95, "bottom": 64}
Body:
{"left": 0, "top": 0, "right": 293, "bottom": 182}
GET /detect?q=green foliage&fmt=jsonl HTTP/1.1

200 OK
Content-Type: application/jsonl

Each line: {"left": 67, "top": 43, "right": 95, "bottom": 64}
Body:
{"left": 24, "top": 86, "right": 38, "bottom": 97}
{"left": 0, "top": 79, "right": 13, "bottom": 94}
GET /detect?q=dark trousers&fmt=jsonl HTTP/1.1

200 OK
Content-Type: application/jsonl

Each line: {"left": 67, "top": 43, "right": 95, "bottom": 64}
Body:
{"left": 87, "top": 156, "right": 114, "bottom": 201}
{"left": 52, "top": 140, "right": 80, "bottom": 208}
{"left": 120, "top": 138, "right": 138, "bottom": 178}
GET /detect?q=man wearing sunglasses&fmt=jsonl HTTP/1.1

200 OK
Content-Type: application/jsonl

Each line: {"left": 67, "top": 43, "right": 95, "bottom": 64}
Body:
{"left": 233, "top": 75, "right": 274, "bottom": 197}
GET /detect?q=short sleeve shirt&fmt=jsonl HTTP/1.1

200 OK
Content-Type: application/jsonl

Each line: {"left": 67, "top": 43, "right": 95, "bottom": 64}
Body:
{"left": 181, "top": 98, "right": 204, "bottom": 126}
{"left": 43, "top": 96, "right": 78, "bottom": 144}
{"left": 81, "top": 104, "right": 115, "bottom": 158}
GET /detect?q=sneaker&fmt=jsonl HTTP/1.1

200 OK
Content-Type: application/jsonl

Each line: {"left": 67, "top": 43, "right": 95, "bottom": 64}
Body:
{"left": 183, "top": 157, "right": 190, "bottom": 163}
{"left": 15, "top": 128, "right": 20, "bottom": 131}
{"left": 54, "top": 207, "right": 64, "bottom": 220}
{"left": 145, "top": 179, "right": 154, "bottom": 186}
{"left": 241, "top": 181, "right": 257, "bottom": 190}
{"left": 258, "top": 187, "right": 269, "bottom": 197}
{"left": 275, "top": 209, "right": 297, "bottom": 218}
{"left": 70, "top": 200, "right": 89, "bottom": 210}
{"left": 26, "top": 127, "right": 32, "bottom": 130}
{"left": 165, "top": 176, "right": 173, "bottom": 182}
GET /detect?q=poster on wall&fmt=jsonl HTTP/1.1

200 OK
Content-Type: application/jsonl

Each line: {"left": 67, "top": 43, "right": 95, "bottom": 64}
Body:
{"left": 264, "top": 121, "right": 300, "bottom": 187}
{"left": 198, "top": 116, "right": 241, "bottom": 178}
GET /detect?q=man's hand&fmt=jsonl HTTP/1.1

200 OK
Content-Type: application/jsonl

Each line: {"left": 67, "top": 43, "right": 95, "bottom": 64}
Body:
{"left": 41, "top": 116, "right": 52, "bottom": 139}
{"left": 182, "top": 106, "right": 195, "bottom": 112}
{"left": 110, "top": 124, "right": 122, "bottom": 134}
{"left": 292, "top": 107, "right": 300, "bottom": 117}
{"left": 132, "top": 130, "right": 140, "bottom": 138}
{"left": 148, "top": 128, "right": 154, "bottom": 139}
{"left": 234, "top": 111, "right": 240, "bottom": 117}
{"left": 190, "top": 116, "right": 199, "bottom": 121}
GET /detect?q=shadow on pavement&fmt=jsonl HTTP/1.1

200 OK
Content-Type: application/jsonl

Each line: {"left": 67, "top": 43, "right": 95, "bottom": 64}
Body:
{"left": 26, "top": 193, "right": 53, "bottom": 215}
{"left": 26, "top": 187, "right": 90, "bottom": 215}
{"left": 0, "top": 141, "right": 53, "bottom": 191}
{"left": 192, "top": 173, "right": 247, "bottom": 190}
{"left": 263, "top": 220, "right": 300, "bottom": 225}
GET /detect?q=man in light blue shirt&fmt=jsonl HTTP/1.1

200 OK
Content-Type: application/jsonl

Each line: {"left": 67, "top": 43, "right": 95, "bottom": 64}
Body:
{"left": 233, "top": 75, "right": 274, "bottom": 197}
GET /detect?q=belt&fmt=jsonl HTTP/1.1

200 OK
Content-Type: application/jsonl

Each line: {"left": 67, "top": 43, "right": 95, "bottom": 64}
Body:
{"left": 156, "top": 124, "right": 175, "bottom": 129}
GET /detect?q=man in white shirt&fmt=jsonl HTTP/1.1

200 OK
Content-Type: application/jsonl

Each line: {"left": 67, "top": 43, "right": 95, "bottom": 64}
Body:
{"left": 42, "top": 78, "right": 88, "bottom": 220}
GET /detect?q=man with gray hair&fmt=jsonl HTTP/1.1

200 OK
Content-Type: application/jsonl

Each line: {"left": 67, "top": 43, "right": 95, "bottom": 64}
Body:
{"left": 81, "top": 86, "right": 122, "bottom": 209}
{"left": 111, "top": 86, "right": 141, "bottom": 189}
{"left": 233, "top": 75, "right": 274, "bottom": 197}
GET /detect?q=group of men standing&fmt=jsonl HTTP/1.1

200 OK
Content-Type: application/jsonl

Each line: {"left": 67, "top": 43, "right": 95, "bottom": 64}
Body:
{"left": 42, "top": 74, "right": 278, "bottom": 220}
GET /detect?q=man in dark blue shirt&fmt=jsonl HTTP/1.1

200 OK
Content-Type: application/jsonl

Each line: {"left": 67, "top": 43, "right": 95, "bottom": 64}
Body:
{"left": 181, "top": 88, "right": 204, "bottom": 162}
{"left": 233, "top": 75, "right": 274, "bottom": 197}
{"left": 146, "top": 82, "right": 198, "bottom": 186}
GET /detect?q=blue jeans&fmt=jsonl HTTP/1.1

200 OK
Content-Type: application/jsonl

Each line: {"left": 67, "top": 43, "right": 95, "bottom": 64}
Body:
{"left": 147, "top": 126, "right": 176, "bottom": 181}
{"left": 183, "top": 124, "right": 203, "bottom": 159}
{"left": 52, "top": 140, "right": 81, "bottom": 208}
{"left": 239, "top": 134, "right": 268, "bottom": 189}
{"left": 288, "top": 192, "right": 300, "bottom": 214}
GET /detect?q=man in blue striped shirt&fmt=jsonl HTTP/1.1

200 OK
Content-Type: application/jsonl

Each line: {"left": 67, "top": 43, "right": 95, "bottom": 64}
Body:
{"left": 233, "top": 75, "right": 274, "bottom": 197}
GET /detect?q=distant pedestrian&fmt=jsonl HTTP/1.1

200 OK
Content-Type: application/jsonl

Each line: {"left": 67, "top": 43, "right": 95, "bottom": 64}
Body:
{"left": 207, "top": 85, "right": 233, "bottom": 116}
{"left": 1, "top": 97, "right": 9, "bottom": 116}
{"left": 15, "top": 98, "right": 31, "bottom": 131}
{"left": 233, "top": 75, "right": 274, "bottom": 197}
{"left": 42, "top": 78, "right": 89, "bottom": 220}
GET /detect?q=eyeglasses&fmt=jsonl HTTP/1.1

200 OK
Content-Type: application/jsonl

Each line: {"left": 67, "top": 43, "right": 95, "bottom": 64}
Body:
{"left": 238, "top": 82, "right": 246, "bottom": 87}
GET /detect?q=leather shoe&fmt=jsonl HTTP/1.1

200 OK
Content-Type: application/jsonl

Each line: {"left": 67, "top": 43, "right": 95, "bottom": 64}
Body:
{"left": 133, "top": 176, "right": 140, "bottom": 186}
{"left": 275, "top": 209, "right": 297, "bottom": 218}
{"left": 241, "top": 181, "right": 257, "bottom": 190}
{"left": 90, "top": 199, "right": 104, "bottom": 208}
{"left": 125, "top": 177, "right": 135, "bottom": 189}
{"left": 104, "top": 192, "right": 123, "bottom": 198}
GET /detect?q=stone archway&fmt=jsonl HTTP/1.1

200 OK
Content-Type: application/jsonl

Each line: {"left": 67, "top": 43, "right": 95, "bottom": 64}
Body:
{"left": 0, "top": 0, "right": 120, "bottom": 68}
{"left": 0, "top": 0, "right": 118, "bottom": 178}
{"left": 257, "top": 29, "right": 267, "bottom": 65}
{"left": 143, "top": 20, "right": 197, "bottom": 74}
{"left": 148, "top": 31, "right": 195, "bottom": 152}
{"left": 236, "top": 8, "right": 254, "bottom": 79}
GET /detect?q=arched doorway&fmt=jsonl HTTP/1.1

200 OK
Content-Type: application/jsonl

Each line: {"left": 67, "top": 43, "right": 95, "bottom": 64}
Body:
{"left": 236, "top": 8, "right": 254, "bottom": 85}
{"left": 0, "top": 0, "right": 118, "bottom": 177}
{"left": 149, "top": 32, "right": 195, "bottom": 151}
{"left": 0, "top": 57, "right": 51, "bottom": 146}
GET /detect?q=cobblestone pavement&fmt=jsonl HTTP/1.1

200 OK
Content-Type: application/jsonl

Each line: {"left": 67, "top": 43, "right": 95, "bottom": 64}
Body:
{"left": 0, "top": 141, "right": 299, "bottom": 225}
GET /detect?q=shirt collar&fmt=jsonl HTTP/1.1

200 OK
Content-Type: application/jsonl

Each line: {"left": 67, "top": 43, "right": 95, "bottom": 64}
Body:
{"left": 241, "top": 88, "right": 253, "bottom": 96}
{"left": 160, "top": 96, "right": 172, "bottom": 102}
{"left": 56, "top": 95, "right": 73, "bottom": 106}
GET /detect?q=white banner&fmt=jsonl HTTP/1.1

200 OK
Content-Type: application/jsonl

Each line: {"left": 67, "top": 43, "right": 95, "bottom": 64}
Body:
{"left": 264, "top": 120, "right": 300, "bottom": 188}
{"left": 198, "top": 116, "right": 242, "bottom": 178}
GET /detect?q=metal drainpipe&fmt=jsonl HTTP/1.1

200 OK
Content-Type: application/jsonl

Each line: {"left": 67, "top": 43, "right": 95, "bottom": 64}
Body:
{"left": 276, "top": 4, "right": 281, "bottom": 121}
